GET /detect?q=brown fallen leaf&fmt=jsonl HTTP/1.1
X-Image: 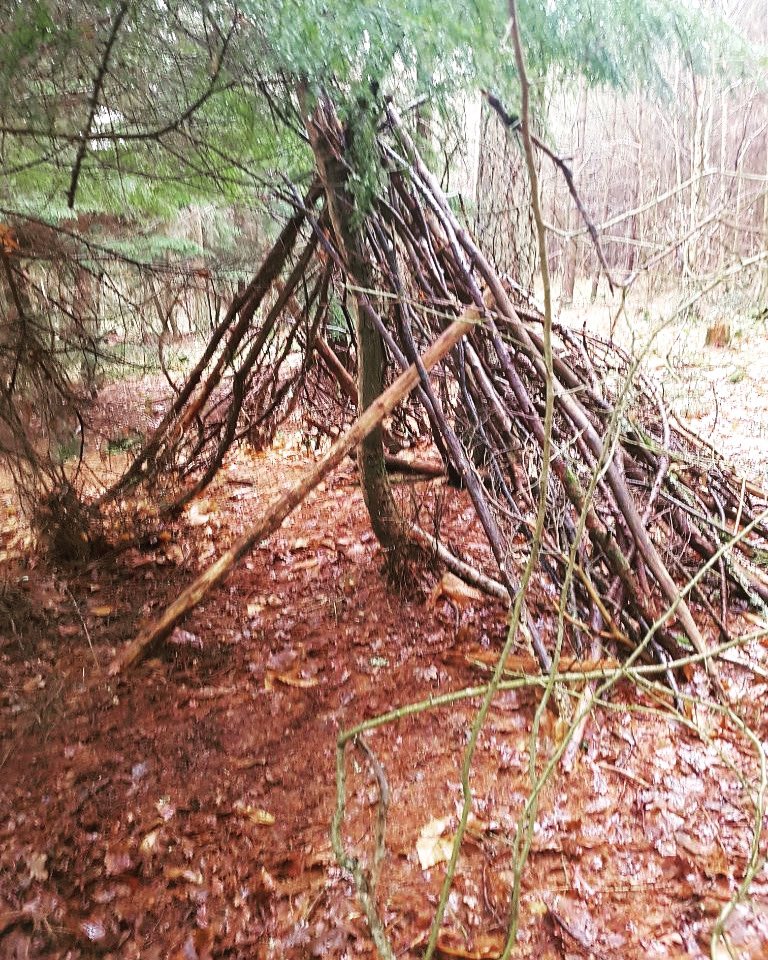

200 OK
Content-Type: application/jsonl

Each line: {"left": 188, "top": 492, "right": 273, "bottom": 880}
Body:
{"left": 230, "top": 756, "right": 266, "bottom": 770}
{"left": 173, "top": 928, "right": 213, "bottom": 960}
{"left": 156, "top": 796, "right": 176, "bottom": 821}
{"left": 416, "top": 817, "right": 453, "bottom": 869}
{"left": 90, "top": 605, "right": 114, "bottom": 618}
{"left": 25, "top": 851, "right": 48, "bottom": 881}
{"left": 428, "top": 572, "right": 484, "bottom": 610}
{"left": 187, "top": 499, "right": 217, "bottom": 527}
{"left": 164, "top": 544, "right": 185, "bottom": 564}
{"left": 234, "top": 801, "right": 275, "bottom": 825}
{"left": 265, "top": 670, "right": 319, "bottom": 690}
{"left": 22, "top": 674, "right": 44, "bottom": 694}
{"left": 164, "top": 866, "right": 204, "bottom": 885}
{"left": 464, "top": 648, "right": 620, "bottom": 674}
{"left": 435, "top": 931, "right": 504, "bottom": 959}
{"left": 168, "top": 627, "right": 202, "bottom": 649}
{"left": 104, "top": 848, "right": 134, "bottom": 876}
{"left": 122, "top": 549, "right": 156, "bottom": 569}
{"left": 140, "top": 828, "right": 160, "bottom": 854}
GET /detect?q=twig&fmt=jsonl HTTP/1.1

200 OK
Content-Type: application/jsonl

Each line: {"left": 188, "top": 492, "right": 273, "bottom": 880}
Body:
{"left": 354, "top": 736, "right": 389, "bottom": 895}
{"left": 423, "top": 9, "right": 560, "bottom": 958}
{"left": 64, "top": 585, "right": 101, "bottom": 673}
{"left": 67, "top": 2, "right": 130, "bottom": 208}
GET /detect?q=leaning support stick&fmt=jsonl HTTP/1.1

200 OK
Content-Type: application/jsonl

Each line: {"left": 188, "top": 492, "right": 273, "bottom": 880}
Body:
{"left": 108, "top": 313, "right": 474, "bottom": 674}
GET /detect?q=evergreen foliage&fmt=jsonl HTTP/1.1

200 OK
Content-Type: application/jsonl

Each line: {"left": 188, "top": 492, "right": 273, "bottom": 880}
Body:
{"left": 0, "top": 0, "right": 750, "bottom": 233}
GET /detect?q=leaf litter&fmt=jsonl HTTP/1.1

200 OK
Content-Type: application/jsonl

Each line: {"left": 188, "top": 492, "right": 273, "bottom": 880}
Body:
{"left": 1, "top": 404, "right": 768, "bottom": 958}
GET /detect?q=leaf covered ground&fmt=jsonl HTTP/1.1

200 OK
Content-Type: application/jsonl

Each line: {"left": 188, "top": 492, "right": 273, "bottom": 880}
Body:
{"left": 2, "top": 379, "right": 768, "bottom": 959}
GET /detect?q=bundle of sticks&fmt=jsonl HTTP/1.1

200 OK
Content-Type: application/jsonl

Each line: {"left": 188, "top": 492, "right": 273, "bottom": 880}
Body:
{"left": 104, "top": 104, "right": 768, "bottom": 679}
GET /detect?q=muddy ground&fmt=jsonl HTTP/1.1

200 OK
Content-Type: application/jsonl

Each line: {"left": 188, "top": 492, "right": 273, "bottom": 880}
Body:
{"left": 3, "top": 358, "right": 768, "bottom": 959}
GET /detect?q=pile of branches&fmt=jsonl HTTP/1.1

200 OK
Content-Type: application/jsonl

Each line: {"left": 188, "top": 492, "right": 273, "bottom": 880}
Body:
{"left": 99, "top": 105, "right": 768, "bottom": 679}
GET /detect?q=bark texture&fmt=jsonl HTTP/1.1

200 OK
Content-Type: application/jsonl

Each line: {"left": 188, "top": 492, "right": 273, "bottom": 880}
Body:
{"left": 304, "top": 96, "right": 408, "bottom": 554}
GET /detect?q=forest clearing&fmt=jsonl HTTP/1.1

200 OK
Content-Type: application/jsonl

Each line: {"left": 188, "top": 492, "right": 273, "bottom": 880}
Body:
{"left": 4, "top": 1, "right": 768, "bottom": 958}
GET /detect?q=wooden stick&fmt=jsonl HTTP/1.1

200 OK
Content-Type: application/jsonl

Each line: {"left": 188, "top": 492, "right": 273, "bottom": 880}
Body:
{"left": 409, "top": 525, "right": 507, "bottom": 599}
{"left": 108, "top": 314, "right": 474, "bottom": 674}
{"left": 313, "top": 337, "right": 444, "bottom": 477}
{"left": 315, "top": 334, "right": 358, "bottom": 402}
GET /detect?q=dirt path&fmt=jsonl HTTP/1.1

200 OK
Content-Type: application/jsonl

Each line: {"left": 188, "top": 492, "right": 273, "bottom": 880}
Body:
{"left": 2, "top": 437, "right": 768, "bottom": 958}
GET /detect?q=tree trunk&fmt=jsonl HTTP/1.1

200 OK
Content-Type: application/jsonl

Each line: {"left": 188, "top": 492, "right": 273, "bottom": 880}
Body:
{"left": 685, "top": 73, "right": 713, "bottom": 276}
{"left": 561, "top": 81, "right": 588, "bottom": 304}
{"left": 304, "top": 95, "right": 408, "bottom": 554}
{"left": 590, "top": 100, "right": 617, "bottom": 301}
{"left": 473, "top": 98, "right": 536, "bottom": 288}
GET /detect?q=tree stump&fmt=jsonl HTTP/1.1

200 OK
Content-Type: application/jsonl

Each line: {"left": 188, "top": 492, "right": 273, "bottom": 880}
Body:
{"left": 705, "top": 320, "right": 731, "bottom": 348}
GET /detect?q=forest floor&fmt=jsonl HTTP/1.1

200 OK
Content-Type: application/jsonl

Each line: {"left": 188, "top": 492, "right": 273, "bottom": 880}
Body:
{"left": 559, "top": 282, "right": 768, "bottom": 483}
{"left": 3, "top": 323, "right": 768, "bottom": 959}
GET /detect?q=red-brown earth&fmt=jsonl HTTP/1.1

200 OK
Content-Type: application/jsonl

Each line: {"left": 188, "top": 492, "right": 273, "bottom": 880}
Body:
{"left": 2, "top": 382, "right": 768, "bottom": 959}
